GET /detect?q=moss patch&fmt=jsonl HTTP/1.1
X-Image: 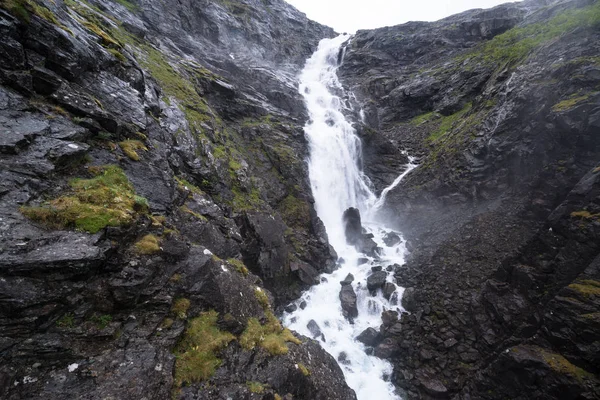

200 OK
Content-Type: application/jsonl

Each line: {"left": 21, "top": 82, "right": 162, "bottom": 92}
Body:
{"left": 240, "top": 311, "right": 301, "bottom": 355}
{"left": 119, "top": 140, "right": 147, "bottom": 161}
{"left": 171, "top": 298, "right": 191, "bottom": 319}
{"left": 428, "top": 103, "right": 472, "bottom": 142}
{"left": 227, "top": 258, "right": 249, "bottom": 276}
{"left": 134, "top": 234, "right": 161, "bottom": 255}
{"left": 568, "top": 280, "right": 600, "bottom": 298}
{"left": 254, "top": 288, "right": 270, "bottom": 309}
{"left": 174, "top": 310, "right": 235, "bottom": 385}
{"left": 297, "top": 363, "right": 310, "bottom": 376}
{"left": 538, "top": 347, "right": 594, "bottom": 381}
{"left": 552, "top": 92, "right": 597, "bottom": 112}
{"left": 20, "top": 165, "right": 148, "bottom": 233}
{"left": 570, "top": 210, "right": 599, "bottom": 220}
{"left": 278, "top": 195, "right": 311, "bottom": 229}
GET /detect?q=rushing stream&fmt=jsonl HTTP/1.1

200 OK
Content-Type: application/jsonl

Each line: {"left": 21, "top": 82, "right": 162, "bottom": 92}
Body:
{"left": 282, "top": 35, "right": 417, "bottom": 399}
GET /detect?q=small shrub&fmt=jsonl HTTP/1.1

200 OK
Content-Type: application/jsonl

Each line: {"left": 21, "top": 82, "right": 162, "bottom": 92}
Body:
{"left": 174, "top": 311, "right": 235, "bottom": 385}
{"left": 56, "top": 313, "right": 75, "bottom": 328}
{"left": 247, "top": 381, "right": 266, "bottom": 394}
{"left": 90, "top": 313, "right": 112, "bottom": 329}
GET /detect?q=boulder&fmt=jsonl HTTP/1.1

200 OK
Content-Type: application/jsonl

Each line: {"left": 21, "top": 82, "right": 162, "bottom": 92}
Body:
{"left": 356, "top": 327, "right": 381, "bottom": 347}
{"left": 342, "top": 207, "right": 362, "bottom": 245}
{"left": 339, "top": 285, "right": 358, "bottom": 320}
{"left": 367, "top": 271, "right": 387, "bottom": 292}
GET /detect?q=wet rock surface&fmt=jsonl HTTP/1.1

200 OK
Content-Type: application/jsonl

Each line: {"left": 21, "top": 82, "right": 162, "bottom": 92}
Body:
{"left": 339, "top": 0, "right": 600, "bottom": 398}
{"left": 0, "top": 0, "right": 356, "bottom": 399}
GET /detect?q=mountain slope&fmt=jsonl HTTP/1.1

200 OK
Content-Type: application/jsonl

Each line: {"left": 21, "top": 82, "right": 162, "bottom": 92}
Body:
{"left": 339, "top": 0, "right": 600, "bottom": 398}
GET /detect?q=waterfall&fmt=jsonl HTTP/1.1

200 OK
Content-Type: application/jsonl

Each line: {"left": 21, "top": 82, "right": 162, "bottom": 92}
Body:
{"left": 283, "top": 35, "right": 417, "bottom": 400}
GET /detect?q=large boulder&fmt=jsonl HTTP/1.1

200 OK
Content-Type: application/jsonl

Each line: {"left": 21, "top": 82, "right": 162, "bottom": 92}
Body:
{"left": 339, "top": 285, "right": 358, "bottom": 321}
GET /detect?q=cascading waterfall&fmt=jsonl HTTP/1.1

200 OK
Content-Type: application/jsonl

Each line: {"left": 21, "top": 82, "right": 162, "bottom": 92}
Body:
{"left": 283, "top": 35, "right": 417, "bottom": 399}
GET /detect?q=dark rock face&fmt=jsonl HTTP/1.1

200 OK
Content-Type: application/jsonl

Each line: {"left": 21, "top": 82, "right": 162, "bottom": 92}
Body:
{"left": 342, "top": 207, "right": 362, "bottom": 245}
{"left": 0, "top": 0, "right": 357, "bottom": 399}
{"left": 339, "top": 284, "right": 359, "bottom": 321}
{"left": 339, "top": 0, "right": 600, "bottom": 398}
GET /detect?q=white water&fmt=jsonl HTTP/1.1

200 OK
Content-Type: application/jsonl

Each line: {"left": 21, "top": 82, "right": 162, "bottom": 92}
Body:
{"left": 283, "top": 35, "right": 417, "bottom": 400}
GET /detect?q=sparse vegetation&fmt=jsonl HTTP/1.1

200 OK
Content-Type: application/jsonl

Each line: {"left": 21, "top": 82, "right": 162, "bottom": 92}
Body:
{"left": 174, "top": 310, "right": 235, "bottom": 385}
{"left": 254, "top": 288, "right": 270, "bottom": 309}
{"left": 240, "top": 311, "right": 301, "bottom": 355}
{"left": 171, "top": 298, "right": 191, "bottom": 319}
{"left": 56, "top": 313, "right": 75, "bottom": 328}
{"left": 20, "top": 165, "right": 148, "bottom": 233}
{"left": 119, "top": 140, "right": 148, "bottom": 161}
{"left": 538, "top": 347, "right": 594, "bottom": 381}
{"left": 570, "top": 210, "right": 599, "bottom": 220}
{"left": 552, "top": 92, "right": 597, "bottom": 112}
{"left": 247, "top": 381, "right": 266, "bottom": 394}
{"left": 90, "top": 313, "right": 113, "bottom": 329}
{"left": 278, "top": 195, "right": 310, "bottom": 228}
{"left": 479, "top": 2, "right": 600, "bottom": 65}
{"left": 134, "top": 234, "right": 161, "bottom": 255}
{"left": 427, "top": 103, "right": 472, "bottom": 142}
{"left": 227, "top": 258, "right": 249, "bottom": 276}
{"left": 568, "top": 280, "right": 600, "bottom": 298}
{"left": 297, "top": 363, "right": 310, "bottom": 376}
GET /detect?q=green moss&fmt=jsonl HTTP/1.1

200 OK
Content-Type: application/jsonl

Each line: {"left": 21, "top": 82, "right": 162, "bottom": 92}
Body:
{"left": 179, "top": 205, "right": 207, "bottom": 221}
{"left": 174, "top": 310, "right": 235, "bottom": 385}
{"left": 107, "top": 48, "right": 127, "bottom": 63}
{"left": 171, "top": 298, "right": 191, "bottom": 319}
{"left": 134, "top": 234, "right": 161, "bottom": 255}
{"left": 175, "top": 176, "right": 204, "bottom": 196}
{"left": 240, "top": 311, "right": 301, "bottom": 355}
{"left": 428, "top": 103, "right": 472, "bottom": 142}
{"left": 254, "top": 288, "right": 270, "bottom": 309}
{"left": 568, "top": 280, "right": 600, "bottom": 298}
{"left": 247, "top": 381, "right": 266, "bottom": 394}
{"left": 278, "top": 195, "right": 310, "bottom": 229}
{"left": 538, "top": 347, "right": 594, "bottom": 381}
{"left": 480, "top": 2, "right": 600, "bottom": 65}
{"left": 410, "top": 111, "right": 435, "bottom": 126}
{"left": 297, "top": 363, "right": 310, "bottom": 376}
{"left": 114, "top": 0, "right": 138, "bottom": 12}
{"left": 119, "top": 139, "right": 147, "bottom": 161}
{"left": 160, "top": 317, "right": 174, "bottom": 329}
{"left": 227, "top": 258, "right": 249, "bottom": 276}
{"left": 552, "top": 92, "right": 597, "bottom": 112}
{"left": 56, "top": 313, "right": 75, "bottom": 328}
{"left": 81, "top": 20, "right": 120, "bottom": 48}
{"left": 231, "top": 186, "right": 263, "bottom": 212}
{"left": 20, "top": 165, "right": 148, "bottom": 233}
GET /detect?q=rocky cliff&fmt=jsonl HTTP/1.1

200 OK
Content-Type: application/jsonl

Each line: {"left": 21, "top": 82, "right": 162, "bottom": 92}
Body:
{"left": 0, "top": 0, "right": 362, "bottom": 399}
{"left": 339, "top": 0, "right": 600, "bottom": 398}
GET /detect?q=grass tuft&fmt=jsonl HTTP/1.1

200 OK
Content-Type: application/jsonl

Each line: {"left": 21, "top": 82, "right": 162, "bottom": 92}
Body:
{"left": 134, "top": 234, "right": 160, "bottom": 255}
{"left": 239, "top": 311, "right": 301, "bottom": 356}
{"left": 119, "top": 140, "right": 147, "bottom": 161}
{"left": 227, "top": 258, "right": 249, "bottom": 276}
{"left": 171, "top": 298, "right": 191, "bottom": 320}
{"left": 174, "top": 310, "right": 235, "bottom": 385}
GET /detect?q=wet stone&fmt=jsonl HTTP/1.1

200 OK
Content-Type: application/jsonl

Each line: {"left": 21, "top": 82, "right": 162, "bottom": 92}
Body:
{"left": 367, "top": 270, "right": 387, "bottom": 292}
{"left": 340, "top": 273, "right": 354, "bottom": 286}
{"left": 356, "top": 327, "right": 381, "bottom": 347}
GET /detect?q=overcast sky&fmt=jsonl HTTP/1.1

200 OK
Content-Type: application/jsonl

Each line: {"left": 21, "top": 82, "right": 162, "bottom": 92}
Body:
{"left": 284, "top": 0, "right": 521, "bottom": 33}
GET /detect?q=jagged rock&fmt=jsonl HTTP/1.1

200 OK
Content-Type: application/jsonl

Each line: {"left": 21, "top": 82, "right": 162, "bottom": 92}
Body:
{"left": 383, "top": 232, "right": 401, "bottom": 247}
{"left": 419, "top": 377, "right": 448, "bottom": 397}
{"left": 374, "top": 338, "right": 399, "bottom": 359}
{"left": 401, "top": 287, "right": 418, "bottom": 312}
{"left": 339, "top": 285, "right": 358, "bottom": 320}
{"left": 383, "top": 282, "right": 396, "bottom": 300}
{"left": 356, "top": 327, "right": 381, "bottom": 347}
{"left": 381, "top": 310, "right": 398, "bottom": 327}
{"left": 340, "top": 273, "right": 355, "bottom": 286}
{"left": 307, "top": 319, "right": 323, "bottom": 340}
{"left": 367, "top": 271, "right": 387, "bottom": 292}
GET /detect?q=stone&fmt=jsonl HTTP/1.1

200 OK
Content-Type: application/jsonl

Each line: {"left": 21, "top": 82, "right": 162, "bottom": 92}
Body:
{"left": 367, "top": 271, "right": 387, "bottom": 292}
{"left": 342, "top": 207, "right": 362, "bottom": 245}
{"left": 402, "top": 287, "right": 418, "bottom": 312}
{"left": 383, "top": 232, "right": 401, "bottom": 247}
{"left": 307, "top": 319, "right": 323, "bottom": 340}
{"left": 340, "top": 273, "right": 354, "bottom": 286}
{"left": 356, "top": 327, "right": 381, "bottom": 347}
{"left": 383, "top": 282, "right": 396, "bottom": 300}
{"left": 339, "top": 285, "right": 358, "bottom": 320}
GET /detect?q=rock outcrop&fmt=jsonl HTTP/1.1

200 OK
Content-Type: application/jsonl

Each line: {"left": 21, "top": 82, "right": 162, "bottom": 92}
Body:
{"left": 0, "top": 0, "right": 357, "bottom": 398}
{"left": 339, "top": 0, "right": 600, "bottom": 398}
